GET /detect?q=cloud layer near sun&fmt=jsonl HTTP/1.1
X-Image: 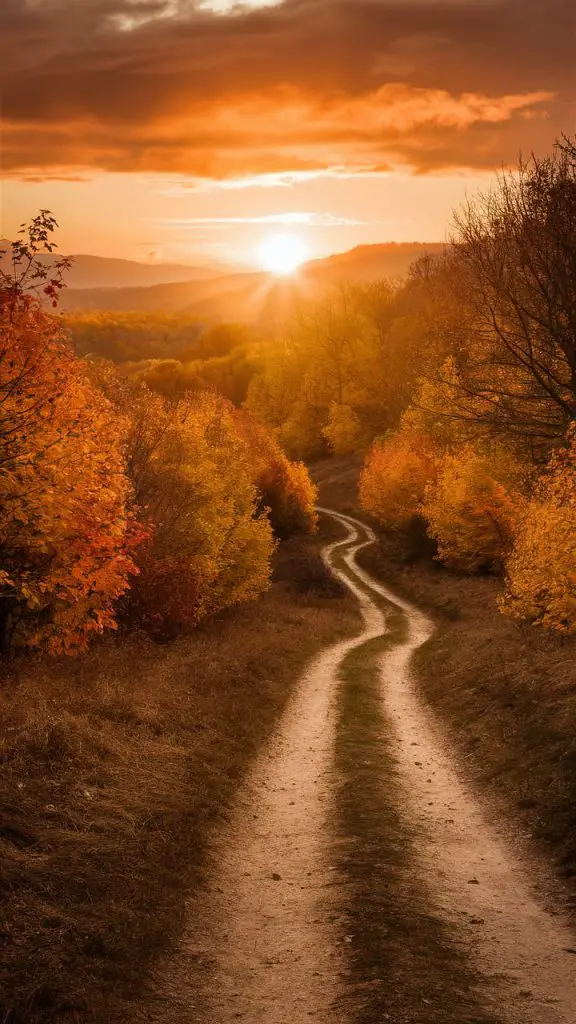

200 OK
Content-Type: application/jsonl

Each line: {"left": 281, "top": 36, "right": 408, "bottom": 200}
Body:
{"left": 1, "top": 0, "right": 574, "bottom": 180}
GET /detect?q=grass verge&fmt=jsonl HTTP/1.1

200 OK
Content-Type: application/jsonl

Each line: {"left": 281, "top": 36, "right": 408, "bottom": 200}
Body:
{"left": 356, "top": 537, "right": 576, "bottom": 909}
{"left": 314, "top": 454, "right": 576, "bottom": 911}
{"left": 0, "top": 524, "right": 359, "bottom": 1024}
{"left": 333, "top": 594, "right": 499, "bottom": 1024}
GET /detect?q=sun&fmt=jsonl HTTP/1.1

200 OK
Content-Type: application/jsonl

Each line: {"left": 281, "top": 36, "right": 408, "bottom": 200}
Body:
{"left": 259, "top": 233, "right": 308, "bottom": 275}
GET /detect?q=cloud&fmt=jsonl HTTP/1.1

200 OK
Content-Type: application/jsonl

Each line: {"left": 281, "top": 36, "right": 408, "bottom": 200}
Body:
{"left": 160, "top": 211, "right": 367, "bottom": 226}
{"left": 0, "top": 0, "right": 573, "bottom": 178}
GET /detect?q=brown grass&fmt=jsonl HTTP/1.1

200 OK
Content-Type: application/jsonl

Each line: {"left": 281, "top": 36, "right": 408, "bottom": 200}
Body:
{"left": 313, "top": 453, "right": 576, "bottom": 912}
{"left": 361, "top": 538, "right": 576, "bottom": 900}
{"left": 0, "top": 525, "right": 359, "bottom": 1024}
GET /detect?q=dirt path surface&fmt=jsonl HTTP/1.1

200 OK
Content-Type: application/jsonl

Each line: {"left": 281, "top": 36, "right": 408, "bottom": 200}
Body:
{"left": 327, "top": 508, "right": 576, "bottom": 1024}
{"left": 149, "top": 510, "right": 575, "bottom": 1023}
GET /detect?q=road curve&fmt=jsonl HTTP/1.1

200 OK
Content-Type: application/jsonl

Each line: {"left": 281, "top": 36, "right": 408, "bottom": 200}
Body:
{"left": 322, "top": 507, "right": 576, "bottom": 1024}
{"left": 148, "top": 509, "right": 576, "bottom": 1024}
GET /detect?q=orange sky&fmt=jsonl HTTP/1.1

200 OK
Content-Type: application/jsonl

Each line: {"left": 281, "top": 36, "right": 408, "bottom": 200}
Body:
{"left": 1, "top": 0, "right": 573, "bottom": 266}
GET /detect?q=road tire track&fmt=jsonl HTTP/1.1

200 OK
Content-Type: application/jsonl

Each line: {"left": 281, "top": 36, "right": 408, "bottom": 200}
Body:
{"left": 147, "top": 509, "right": 576, "bottom": 1024}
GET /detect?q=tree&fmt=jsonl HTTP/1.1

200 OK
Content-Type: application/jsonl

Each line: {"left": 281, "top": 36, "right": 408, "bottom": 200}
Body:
{"left": 422, "top": 444, "right": 524, "bottom": 573}
{"left": 424, "top": 144, "right": 576, "bottom": 454}
{"left": 502, "top": 430, "right": 576, "bottom": 631}
{"left": 0, "top": 218, "right": 138, "bottom": 654}
{"left": 359, "top": 426, "right": 438, "bottom": 534}
{"left": 234, "top": 410, "right": 318, "bottom": 539}
{"left": 96, "top": 379, "right": 275, "bottom": 639}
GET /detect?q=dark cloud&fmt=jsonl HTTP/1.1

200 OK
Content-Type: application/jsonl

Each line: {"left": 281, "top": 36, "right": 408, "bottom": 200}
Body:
{"left": 0, "top": 0, "right": 573, "bottom": 177}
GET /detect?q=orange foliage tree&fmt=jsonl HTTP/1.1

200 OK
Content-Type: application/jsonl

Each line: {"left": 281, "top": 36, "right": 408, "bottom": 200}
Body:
{"left": 98, "top": 381, "right": 275, "bottom": 639}
{"left": 502, "top": 430, "right": 576, "bottom": 631}
{"left": 0, "top": 219, "right": 138, "bottom": 654}
{"left": 234, "top": 410, "right": 318, "bottom": 539}
{"left": 421, "top": 445, "right": 524, "bottom": 573}
{"left": 359, "top": 426, "right": 438, "bottom": 533}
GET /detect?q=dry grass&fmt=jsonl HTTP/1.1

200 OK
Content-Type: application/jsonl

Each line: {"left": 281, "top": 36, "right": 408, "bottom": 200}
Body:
{"left": 314, "top": 453, "right": 576, "bottom": 912}
{"left": 0, "top": 526, "right": 359, "bottom": 1024}
{"left": 334, "top": 622, "right": 499, "bottom": 1024}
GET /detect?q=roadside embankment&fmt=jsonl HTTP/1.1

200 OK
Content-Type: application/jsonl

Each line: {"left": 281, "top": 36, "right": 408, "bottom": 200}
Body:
{"left": 313, "top": 456, "right": 576, "bottom": 910}
{"left": 0, "top": 526, "right": 359, "bottom": 1024}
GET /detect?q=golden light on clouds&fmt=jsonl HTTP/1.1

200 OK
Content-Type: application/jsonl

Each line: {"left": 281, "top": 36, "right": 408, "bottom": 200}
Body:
{"left": 1, "top": 0, "right": 574, "bottom": 261}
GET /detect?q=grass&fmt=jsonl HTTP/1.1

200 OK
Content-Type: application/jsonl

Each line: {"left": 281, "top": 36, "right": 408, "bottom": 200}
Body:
{"left": 331, "top": 574, "right": 499, "bottom": 1024}
{"left": 0, "top": 524, "right": 360, "bottom": 1024}
{"left": 356, "top": 538, "right": 576, "bottom": 906}
{"left": 313, "top": 453, "right": 576, "bottom": 914}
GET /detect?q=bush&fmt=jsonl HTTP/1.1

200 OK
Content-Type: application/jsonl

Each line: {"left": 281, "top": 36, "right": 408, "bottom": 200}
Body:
{"left": 359, "top": 427, "right": 437, "bottom": 533}
{"left": 422, "top": 445, "right": 522, "bottom": 573}
{"left": 502, "top": 432, "right": 576, "bottom": 631}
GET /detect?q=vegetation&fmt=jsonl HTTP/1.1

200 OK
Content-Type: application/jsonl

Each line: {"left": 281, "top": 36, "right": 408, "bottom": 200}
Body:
{"left": 358, "top": 141, "right": 575, "bottom": 632}
{"left": 0, "top": 525, "right": 358, "bottom": 1024}
{"left": 65, "top": 312, "right": 262, "bottom": 404}
{"left": 0, "top": 216, "right": 317, "bottom": 658}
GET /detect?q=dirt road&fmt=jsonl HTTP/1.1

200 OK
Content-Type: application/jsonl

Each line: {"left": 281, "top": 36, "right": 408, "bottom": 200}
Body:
{"left": 151, "top": 509, "right": 576, "bottom": 1023}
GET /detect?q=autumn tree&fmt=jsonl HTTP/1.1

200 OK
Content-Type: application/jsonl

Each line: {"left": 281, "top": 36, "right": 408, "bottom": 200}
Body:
{"left": 246, "top": 283, "right": 420, "bottom": 458}
{"left": 234, "top": 410, "right": 317, "bottom": 539}
{"left": 502, "top": 430, "right": 576, "bottom": 631}
{"left": 359, "top": 425, "right": 438, "bottom": 534}
{"left": 421, "top": 444, "right": 525, "bottom": 573}
{"left": 92, "top": 373, "right": 275, "bottom": 639}
{"left": 0, "top": 216, "right": 138, "bottom": 654}
{"left": 417, "top": 144, "right": 576, "bottom": 456}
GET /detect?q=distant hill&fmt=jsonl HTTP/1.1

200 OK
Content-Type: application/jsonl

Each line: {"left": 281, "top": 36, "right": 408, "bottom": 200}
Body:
{"left": 58, "top": 242, "right": 446, "bottom": 321}
{"left": 0, "top": 242, "right": 226, "bottom": 290}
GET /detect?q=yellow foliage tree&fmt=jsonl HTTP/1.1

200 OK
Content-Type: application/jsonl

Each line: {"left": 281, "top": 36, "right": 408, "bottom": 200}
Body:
{"left": 422, "top": 445, "right": 524, "bottom": 573}
{"left": 0, "top": 293, "right": 137, "bottom": 654}
{"left": 106, "top": 383, "right": 275, "bottom": 637}
{"left": 502, "top": 431, "right": 576, "bottom": 631}
{"left": 359, "top": 427, "right": 438, "bottom": 532}
{"left": 322, "top": 403, "right": 366, "bottom": 456}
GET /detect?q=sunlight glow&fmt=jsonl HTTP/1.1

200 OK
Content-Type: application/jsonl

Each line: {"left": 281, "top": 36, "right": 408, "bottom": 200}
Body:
{"left": 258, "top": 233, "right": 308, "bottom": 275}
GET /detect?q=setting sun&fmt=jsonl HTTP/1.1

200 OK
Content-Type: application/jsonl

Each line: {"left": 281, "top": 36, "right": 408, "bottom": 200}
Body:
{"left": 259, "top": 233, "right": 308, "bottom": 275}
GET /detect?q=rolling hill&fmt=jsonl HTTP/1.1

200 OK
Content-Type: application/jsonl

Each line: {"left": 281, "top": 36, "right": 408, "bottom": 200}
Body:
{"left": 58, "top": 242, "right": 446, "bottom": 323}
{"left": 0, "top": 243, "right": 227, "bottom": 290}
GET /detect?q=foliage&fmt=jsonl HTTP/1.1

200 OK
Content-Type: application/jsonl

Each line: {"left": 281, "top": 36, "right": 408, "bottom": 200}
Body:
{"left": 422, "top": 445, "right": 524, "bottom": 573}
{"left": 65, "top": 313, "right": 262, "bottom": 404}
{"left": 359, "top": 426, "right": 438, "bottom": 533}
{"left": 99, "top": 383, "right": 276, "bottom": 640}
{"left": 502, "top": 432, "right": 576, "bottom": 631}
{"left": 233, "top": 411, "right": 318, "bottom": 539}
{"left": 245, "top": 283, "right": 421, "bottom": 458}
{"left": 322, "top": 403, "right": 366, "bottom": 456}
{"left": 0, "top": 220, "right": 138, "bottom": 654}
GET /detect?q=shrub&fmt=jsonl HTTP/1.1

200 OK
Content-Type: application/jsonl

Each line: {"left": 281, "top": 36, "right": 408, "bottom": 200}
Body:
{"left": 359, "top": 427, "right": 437, "bottom": 533}
{"left": 422, "top": 445, "right": 523, "bottom": 573}
{"left": 502, "top": 432, "right": 576, "bottom": 631}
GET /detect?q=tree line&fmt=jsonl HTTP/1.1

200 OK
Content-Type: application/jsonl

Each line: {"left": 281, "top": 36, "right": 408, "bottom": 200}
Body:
{"left": 0, "top": 217, "right": 316, "bottom": 657}
{"left": 248, "top": 139, "right": 576, "bottom": 633}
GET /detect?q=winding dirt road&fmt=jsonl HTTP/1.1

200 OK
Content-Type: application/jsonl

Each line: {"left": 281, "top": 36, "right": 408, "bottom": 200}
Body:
{"left": 153, "top": 509, "right": 576, "bottom": 1024}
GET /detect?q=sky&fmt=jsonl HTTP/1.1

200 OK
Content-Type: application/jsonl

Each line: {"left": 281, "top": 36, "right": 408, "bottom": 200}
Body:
{"left": 1, "top": 0, "right": 574, "bottom": 267}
